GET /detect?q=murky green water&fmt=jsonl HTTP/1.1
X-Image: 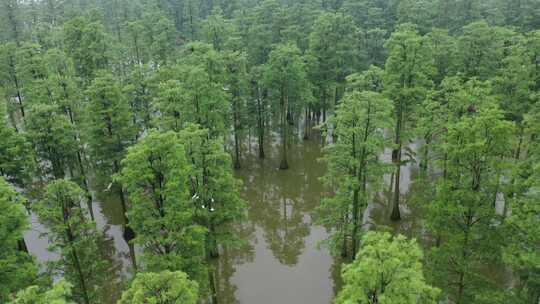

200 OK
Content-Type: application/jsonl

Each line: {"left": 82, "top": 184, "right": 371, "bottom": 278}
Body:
{"left": 24, "top": 133, "right": 429, "bottom": 303}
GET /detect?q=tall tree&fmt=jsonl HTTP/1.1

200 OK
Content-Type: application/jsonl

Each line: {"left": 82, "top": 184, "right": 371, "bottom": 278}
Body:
{"left": 263, "top": 43, "right": 310, "bottom": 169}
{"left": 384, "top": 23, "right": 434, "bottom": 220}
{"left": 63, "top": 16, "right": 110, "bottom": 80}
{"left": 0, "top": 177, "right": 38, "bottom": 302}
{"left": 34, "top": 179, "right": 111, "bottom": 304}
{"left": 318, "top": 91, "right": 393, "bottom": 259}
{"left": 177, "top": 124, "right": 246, "bottom": 302}
{"left": 307, "top": 12, "right": 359, "bottom": 122}
{"left": 117, "top": 131, "right": 208, "bottom": 290}
{"left": 223, "top": 50, "right": 248, "bottom": 168}
{"left": 85, "top": 71, "right": 134, "bottom": 218}
{"left": 155, "top": 43, "right": 229, "bottom": 137}
{"left": 26, "top": 104, "right": 78, "bottom": 179}
{"left": 427, "top": 107, "right": 514, "bottom": 303}
{"left": 0, "top": 99, "right": 35, "bottom": 186}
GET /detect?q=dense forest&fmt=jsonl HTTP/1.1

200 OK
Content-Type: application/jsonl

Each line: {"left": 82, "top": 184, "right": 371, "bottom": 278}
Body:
{"left": 0, "top": 0, "right": 539, "bottom": 303}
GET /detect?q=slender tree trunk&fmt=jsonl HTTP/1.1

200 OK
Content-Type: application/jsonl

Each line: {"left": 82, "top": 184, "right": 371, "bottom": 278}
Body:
{"left": 391, "top": 100, "right": 403, "bottom": 221}
{"left": 256, "top": 86, "right": 265, "bottom": 159}
{"left": 303, "top": 107, "right": 310, "bottom": 140}
{"left": 279, "top": 85, "right": 289, "bottom": 170}
{"left": 66, "top": 225, "right": 91, "bottom": 304}
{"left": 233, "top": 93, "right": 241, "bottom": 169}
{"left": 17, "top": 238, "right": 28, "bottom": 253}
{"left": 351, "top": 188, "right": 360, "bottom": 257}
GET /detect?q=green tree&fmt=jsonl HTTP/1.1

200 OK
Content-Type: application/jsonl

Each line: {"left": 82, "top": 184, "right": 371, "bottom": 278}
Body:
{"left": 224, "top": 50, "right": 249, "bottom": 168}
{"left": 0, "top": 101, "right": 35, "bottom": 186}
{"left": 12, "top": 280, "right": 74, "bottom": 304}
{"left": 427, "top": 107, "right": 514, "bottom": 303}
{"left": 384, "top": 23, "right": 434, "bottom": 221}
{"left": 177, "top": 124, "right": 246, "bottom": 302}
{"left": 117, "top": 131, "right": 207, "bottom": 289}
{"left": 155, "top": 43, "right": 229, "bottom": 137}
{"left": 85, "top": 71, "right": 134, "bottom": 218}
{"left": 0, "top": 43, "right": 26, "bottom": 121}
{"left": 307, "top": 12, "right": 359, "bottom": 122}
{"left": 26, "top": 104, "right": 78, "bottom": 179}
{"left": 455, "top": 21, "right": 513, "bottom": 80}
{"left": 263, "top": 43, "right": 310, "bottom": 169}
{"left": 335, "top": 231, "right": 440, "bottom": 304}
{"left": 63, "top": 16, "right": 110, "bottom": 80}
{"left": 34, "top": 179, "right": 111, "bottom": 304}
{"left": 503, "top": 166, "right": 540, "bottom": 303}
{"left": 0, "top": 177, "right": 38, "bottom": 302}
{"left": 0, "top": 0, "right": 23, "bottom": 45}
{"left": 319, "top": 91, "right": 393, "bottom": 259}
{"left": 117, "top": 271, "right": 198, "bottom": 304}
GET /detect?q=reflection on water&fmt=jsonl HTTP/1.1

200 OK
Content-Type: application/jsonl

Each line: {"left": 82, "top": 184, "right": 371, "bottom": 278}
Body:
{"left": 25, "top": 133, "right": 430, "bottom": 304}
{"left": 219, "top": 136, "right": 338, "bottom": 304}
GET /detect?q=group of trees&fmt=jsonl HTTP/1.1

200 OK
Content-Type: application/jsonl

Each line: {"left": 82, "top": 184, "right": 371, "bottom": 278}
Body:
{"left": 0, "top": 0, "right": 539, "bottom": 303}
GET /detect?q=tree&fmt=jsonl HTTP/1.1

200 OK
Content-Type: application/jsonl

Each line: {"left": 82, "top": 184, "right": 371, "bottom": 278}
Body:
{"left": 0, "top": 100, "right": 35, "bottom": 186}
{"left": 177, "top": 124, "right": 246, "bottom": 302}
{"left": 223, "top": 50, "right": 249, "bottom": 168}
{"left": 318, "top": 91, "right": 393, "bottom": 259}
{"left": 86, "top": 71, "right": 134, "bottom": 175}
{"left": 117, "top": 271, "right": 198, "bottom": 304}
{"left": 335, "top": 231, "right": 440, "bottom": 304}
{"left": 155, "top": 43, "right": 229, "bottom": 137}
{"left": 307, "top": 12, "right": 359, "bottom": 122}
{"left": 384, "top": 23, "right": 434, "bottom": 221}
{"left": 12, "top": 280, "right": 74, "bottom": 304}
{"left": 455, "top": 22, "right": 513, "bottom": 80}
{"left": 0, "top": 43, "right": 26, "bottom": 121}
{"left": 34, "top": 179, "right": 111, "bottom": 304}
{"left": 0, "top": 177, "right": 38, "bottom": 302}
{"left": 263, "top": 43, "right": 310, "bottom": 169}
{"left": 426, "top": 107, "right": 514, "bottom": 303}
{"left": 63, "top": 16, "right": 110, "bottom": 80}
{"left": 503, "top": 166, "right": 540, "bottom": 303}
{"left": 117, "top": 131, "right": 208, "bottom": 290}
{"left": 85, "top": 71, "right": 134, "bottom": 220}
{"left": 0, "top": 0, "right": 22, "bottom": 45}
{"left": 26, "top": 104, "right": 78, "bottom": 179}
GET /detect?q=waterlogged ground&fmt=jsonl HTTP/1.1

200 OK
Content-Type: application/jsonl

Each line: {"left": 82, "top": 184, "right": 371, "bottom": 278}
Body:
{"left": 24, "top": 133, "right": 427, "bottom": 304}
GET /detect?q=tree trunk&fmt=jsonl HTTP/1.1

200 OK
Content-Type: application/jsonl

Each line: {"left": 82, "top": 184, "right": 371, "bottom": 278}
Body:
{"left": 279, "top": 86, "right": 289, "bottom": 170}
{"left": 391, "top": 99, "right": 403, "bottom": 221}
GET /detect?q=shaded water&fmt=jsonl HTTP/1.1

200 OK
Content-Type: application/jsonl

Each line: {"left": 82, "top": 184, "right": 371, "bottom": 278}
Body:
{"left": 24, "top": 134, "right": 427, "bottom": 303}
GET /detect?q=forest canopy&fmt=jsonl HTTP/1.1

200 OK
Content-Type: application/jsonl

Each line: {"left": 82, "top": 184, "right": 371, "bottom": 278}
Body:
{"left": 0, "top": 0, "right": 539, "bottom": 303}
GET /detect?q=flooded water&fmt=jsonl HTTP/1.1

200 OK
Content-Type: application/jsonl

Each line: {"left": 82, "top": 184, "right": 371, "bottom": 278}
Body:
{"left": 23, "top": 132, "right": 432, "bottom": 304}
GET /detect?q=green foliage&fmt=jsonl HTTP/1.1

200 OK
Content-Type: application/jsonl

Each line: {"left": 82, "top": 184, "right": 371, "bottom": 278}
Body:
{"left": 0, "top": 102, "right": 35, "bottom": 185}
{"left": 12, "top": 280, "right": 74, "bottom": 304}
{"left": 117, "top": 271, "right": 198, "bottom": 304}
{"left": 85, "top": 71, "right": 134, "bottom": 175}
{"left": 307, "top": 12, "right": 360, "bottom": 116}
{"left": 63, "top": 16, "right": 110, "bottom": 79}
{"left": 0, "top": 177, "right": 38, "bottom": 302}
{"left": 335, "top": 231, "right": 440, "bottom": 304}
{"left": 177, "top": 124, "right": 246, "bottom": 256}
{"left": 263, "top": 42, "right": 311, "bottom": 169}
{"left": 117, "top": 131, "right": 207, "bottom": 289}
{"left": 26, "top": 104, "right": 77, "bottom": 178}
{"left": 34, "top": 179, "right": 111, "bottom": 304}
{"left": 319, "top": 91, "right": 393, "bottom": 258}
{"left": 155, "top": 43, "right": 229, "bottom": 137}
{"left": 427, "top": 106, "right": 514, "bottom": 303}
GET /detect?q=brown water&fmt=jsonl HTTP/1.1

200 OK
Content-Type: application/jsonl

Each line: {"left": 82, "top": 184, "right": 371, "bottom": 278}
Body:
{"left": 24, "top": 133, "right": 427, "bottom": 304}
